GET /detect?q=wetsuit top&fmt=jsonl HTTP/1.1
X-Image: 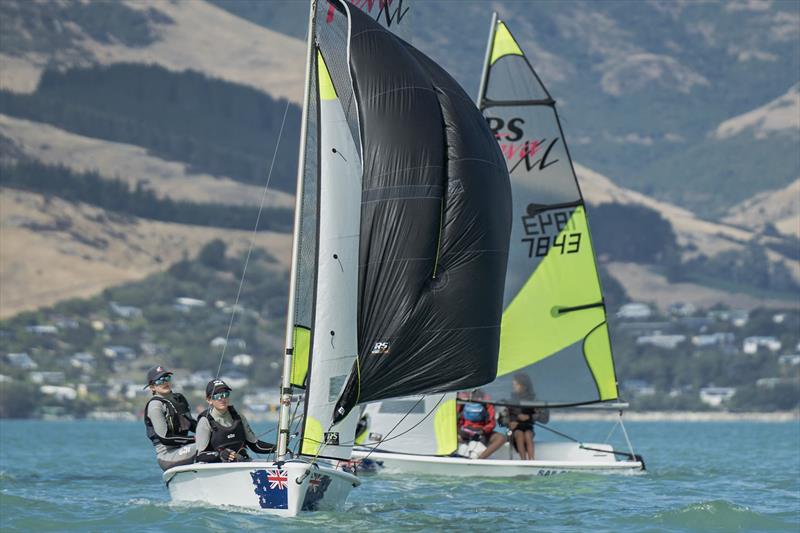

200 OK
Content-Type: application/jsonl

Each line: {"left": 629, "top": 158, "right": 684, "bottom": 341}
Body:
{"left": 144, "top": 392, "right": 196, "bottom": 448}
{"left": 195, "top": 406, "right": 274, "bottom": 456}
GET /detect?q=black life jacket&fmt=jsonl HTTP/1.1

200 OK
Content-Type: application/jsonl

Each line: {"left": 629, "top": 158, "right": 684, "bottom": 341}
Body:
{"left": 144, "top": 393, "right": 195, "bottom": 447}
{"left": 200, "top": 405, "right": 249, "bottom": 457}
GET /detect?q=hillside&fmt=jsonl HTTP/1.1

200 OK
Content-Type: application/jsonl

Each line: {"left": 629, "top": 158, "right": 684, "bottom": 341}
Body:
{"left": 0, "top": 114, "right": 294, "bottom": 208}
{"left": 723, "top": 179, "right": 800, "bottom": 239}
{"left": 0, "top": 0, "right": 305, "bottom": 103}
{"left": 0, "top": 188, "right": 291, "bottom": 318}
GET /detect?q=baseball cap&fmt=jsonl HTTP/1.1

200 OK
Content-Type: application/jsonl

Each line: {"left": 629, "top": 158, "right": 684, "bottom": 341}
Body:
{"left": 206, "top": 379, "right": 232, "bottom": 397}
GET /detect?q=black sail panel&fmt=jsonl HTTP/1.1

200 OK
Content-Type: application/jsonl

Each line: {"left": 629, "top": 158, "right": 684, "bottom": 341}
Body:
{"left": 334, "top": 5, "right": 512, "bottom": 420}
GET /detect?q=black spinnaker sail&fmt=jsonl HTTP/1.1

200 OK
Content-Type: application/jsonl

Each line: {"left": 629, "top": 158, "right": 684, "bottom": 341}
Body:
{"left": 330, "top": 3, "right": 512, "bottom": 421}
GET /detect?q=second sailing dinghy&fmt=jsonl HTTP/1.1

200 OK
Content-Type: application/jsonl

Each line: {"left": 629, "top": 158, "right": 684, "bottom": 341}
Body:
{"left": 352, "top": 14, "right": 645, "bottom": 477}
{"left": 162, "top": 0, "right": 512, "bottom": 515}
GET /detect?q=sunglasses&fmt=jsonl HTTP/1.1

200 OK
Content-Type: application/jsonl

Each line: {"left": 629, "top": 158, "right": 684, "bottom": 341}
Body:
{"left": 152, "top": 375, "right": 172, "bottom": 385}
{"left": 211, "top": 391, "right": 230, "bottom": 400}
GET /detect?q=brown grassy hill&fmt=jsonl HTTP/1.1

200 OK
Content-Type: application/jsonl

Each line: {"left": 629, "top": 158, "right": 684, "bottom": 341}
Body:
{"left": 722, "top": 179, "right": 800, "bottom": 239}
{"left": 0, "top": 113, "right": 294, "bottom": 208}
{"left": 0, "top": 188, "right": 292, "bottom": 319}
{"left": 0, "top": 0, "right": 305, "bottom": 103}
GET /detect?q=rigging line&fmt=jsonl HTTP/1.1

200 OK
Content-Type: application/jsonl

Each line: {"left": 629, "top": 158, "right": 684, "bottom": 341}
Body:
{"left": 533, "top": 421, "right": 580, "bottom": 444}
{"left": 357, "top": 394, "right": 446, "bottom": 462}
{"left": 214, "top": 98, "right": 293, "bottom": 378}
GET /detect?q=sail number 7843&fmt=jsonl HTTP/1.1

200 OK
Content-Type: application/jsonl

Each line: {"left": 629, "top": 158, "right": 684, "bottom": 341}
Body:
{"left": 521, "top": 208, "right": 582, "bottom": 258}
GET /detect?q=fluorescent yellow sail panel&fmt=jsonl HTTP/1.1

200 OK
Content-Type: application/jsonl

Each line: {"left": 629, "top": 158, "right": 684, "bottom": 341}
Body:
{"left": 301, "top": 416, "right": 323, "bottom": 456}
{"left": 490, "top": 21, "right": 524, "bottom": 65}
{"left": 433, "top": 398, "right": 457, "bottom": 455}
{"left": 498, "top": 207, "right": 616, "bottom": 400}
{"left": 290, "top": 326, "right": 310, "bottom": 386}
{"left": 317, "top": 50, "right": 337, "bottom": 101}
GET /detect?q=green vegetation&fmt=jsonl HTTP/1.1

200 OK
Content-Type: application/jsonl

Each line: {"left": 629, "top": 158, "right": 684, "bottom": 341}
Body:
{"left": 0, "top": 63, "right": 301, "bottom": 192}
{"left": 589, "top": 203, "right": 679, "bottom": 264}
{"left": 0, "top": 160, "right": 292, "bottom": 232}
{"left": 588, "top": 202, "right": 798, "bottom": 295}
{"left": 0, "top": 240, "right": 288, "bottom": 417}
{"left": 610, "top": 307, "right": 800, "bottom": 411}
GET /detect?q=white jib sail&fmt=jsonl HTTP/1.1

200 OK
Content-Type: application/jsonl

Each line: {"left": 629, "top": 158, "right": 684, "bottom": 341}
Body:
{"left": 299, "top": 49, "right": 361, "bottom": 461}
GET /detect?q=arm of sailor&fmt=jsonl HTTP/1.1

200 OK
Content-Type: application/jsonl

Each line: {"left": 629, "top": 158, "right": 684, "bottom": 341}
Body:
{"left": 147, "top": 400, "right": 195, "bottom": 446}
{"left": 240, "top": 413, "right": 275, "bottom": 454}
{"left": 193, "top": 416, "right": 212, "bottom": 453}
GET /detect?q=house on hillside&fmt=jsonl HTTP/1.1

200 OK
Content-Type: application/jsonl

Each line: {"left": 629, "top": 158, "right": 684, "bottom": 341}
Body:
{"left": 636, "top": 333, "right": 686, "bottom": 349}
{"left": 70, "top": 352, "right": 96, "bottom": 371}
{"left": 103, "top": 345, "right": 136, "bottom": 360}
{"left": 742, "top": 336, "right": 781, "bottom": 354}
{"left": 30, "top": 371, "right": 65, "bottom": 385}
{"left": 209, "top": 337, "right": 246, "bottom": 350}
{"left": 232, "top": 353, "right": 254, "bottom": 367}
{"left": 668, "top": 302, "right": 696, "bottom": 317}
{"left": 699, "top": 387, "right": 736, "bottom": 406}
{"left": 617, "top": 303, "right": 652, "bottom": 320}
{"left": 707, "top": 310, "right": 749, "bottom": 327}
{"left": 40, "top": 385, "right": 77, "bottom": 401}
{"left": 756, "top": 377, "right": 797, "bottom": 388}
{"left": 110, "top": 302, "right": 142, "bottom": 319}
{"left": 26, "top": 325, "right": 58, "bottom": 335}
{"left": 6, "top": 352, "right": 37, "bottom": 369}
{"left": 174, "top": 297, "right": 206, "bottom": 312}
{"left": 691, "top": 332, "right": 735, "bottom": 348}
{"left": 778, "top": 354, "right": 800, "bottom": 367}
{"left": 621, "top": 379, "right": 655, "bottom": 396}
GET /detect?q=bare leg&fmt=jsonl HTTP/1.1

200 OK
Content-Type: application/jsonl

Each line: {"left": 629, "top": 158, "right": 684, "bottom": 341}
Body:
{"left": 524, "top": 430, "right": 534, "bottom": 460}
{"left": 513, "top": 430, "right": 527, "bottom": 460}
{"left": 479, "top": 432, "right": 506, "bottom": 459}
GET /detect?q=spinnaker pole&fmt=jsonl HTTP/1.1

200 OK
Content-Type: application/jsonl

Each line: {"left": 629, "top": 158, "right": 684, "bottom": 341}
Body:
{"left": 278, "top": 0, "right": 317, "bottom": 460}
{"left": 476, "top": 11, "right": 497, "bottom": 108}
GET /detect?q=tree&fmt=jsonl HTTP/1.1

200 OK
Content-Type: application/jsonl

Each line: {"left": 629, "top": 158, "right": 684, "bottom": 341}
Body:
{"left": 198, "top": 239, "right": 228, "bottom": 270}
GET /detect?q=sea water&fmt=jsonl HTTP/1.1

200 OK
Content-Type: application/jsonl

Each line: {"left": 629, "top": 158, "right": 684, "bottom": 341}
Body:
{"left": 1, "top": 419, "right": 798, "bottom": 532}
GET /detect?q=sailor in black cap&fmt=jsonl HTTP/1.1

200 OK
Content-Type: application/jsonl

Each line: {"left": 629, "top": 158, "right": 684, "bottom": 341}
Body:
{"left": 142, "top": 365, "right": 197, "bottom": 470}
{"left": 195, "top": 379, "right": 275, "bottom": 463}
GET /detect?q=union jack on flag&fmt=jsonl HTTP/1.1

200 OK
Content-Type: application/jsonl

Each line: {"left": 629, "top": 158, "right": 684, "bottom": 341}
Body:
{"left": 251, "top": 469, "right": 288, "bottom": 510}
{"left": 267, "top": 468, "right": 288, "bottom": 490}
{"left": 309, "top": 473, "right": 322, "bottom": 492}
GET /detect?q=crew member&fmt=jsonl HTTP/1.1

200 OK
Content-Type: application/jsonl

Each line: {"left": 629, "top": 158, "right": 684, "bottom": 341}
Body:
{"left": 457, "top": 389, "right": 507, "bottom": 459}
{"left": 143, "top": 365, "right": 197, "bottom": 471}
{"left": 195, "top": 379, "right": 275, "bottom": 463}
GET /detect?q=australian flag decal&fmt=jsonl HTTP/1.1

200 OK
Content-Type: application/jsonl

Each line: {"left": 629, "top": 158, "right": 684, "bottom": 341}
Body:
{"left": 302, "top": 473, "right": 332, "bottom": 511}
{"left": 250, "top": 469, "right": 288, "bottom": 509}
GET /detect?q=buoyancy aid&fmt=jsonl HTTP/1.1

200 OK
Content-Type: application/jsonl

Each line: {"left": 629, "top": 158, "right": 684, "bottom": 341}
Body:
{"left": 201, "top": 405, "right": 249, "bottom": 457}
{"left": 144, "top": 392, "right": 196, "bottom": 447}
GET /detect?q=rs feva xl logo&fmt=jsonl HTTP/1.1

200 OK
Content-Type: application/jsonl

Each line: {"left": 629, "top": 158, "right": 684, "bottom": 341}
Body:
{"left": 486, "top": 116, "right": 560, "bottom": 173}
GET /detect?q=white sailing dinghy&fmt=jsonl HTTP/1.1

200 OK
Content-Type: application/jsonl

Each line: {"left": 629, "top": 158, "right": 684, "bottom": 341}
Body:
{"left": 163, "top": 1, "right": 513, "bottom": 515}
{"left": 352, "top": 14, "right": 645, "bottom": 477}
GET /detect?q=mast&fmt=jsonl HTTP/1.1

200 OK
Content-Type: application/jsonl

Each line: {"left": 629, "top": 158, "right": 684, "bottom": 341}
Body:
{"left": 278, "top": 0, "right": 317, "bottom": 460}
{"left": 476, "top": 11, "right": 497, "bottom": 108}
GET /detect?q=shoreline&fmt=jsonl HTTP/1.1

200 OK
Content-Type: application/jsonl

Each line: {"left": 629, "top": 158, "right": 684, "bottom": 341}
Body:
{"left": 552, "top": 410, "right": 800, "bottom": 422}
{"left": 1, "top": 410, "right": 798, "bottom": 423}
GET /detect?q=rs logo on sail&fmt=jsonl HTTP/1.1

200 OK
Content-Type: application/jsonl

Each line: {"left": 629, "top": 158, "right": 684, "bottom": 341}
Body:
{"left": 486, "top": 117, "right": 560, "bottom": 172}
{"left": 371, "top": 341, "right": 390, "bottom": 355}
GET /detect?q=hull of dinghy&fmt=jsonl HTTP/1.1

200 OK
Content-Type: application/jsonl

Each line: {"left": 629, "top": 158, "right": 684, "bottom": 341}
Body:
{"left": 352, "top": 442, "right": 643, "bottom": 477}
{"left": 163, "top": 460, "right": 359, "bottom": 516}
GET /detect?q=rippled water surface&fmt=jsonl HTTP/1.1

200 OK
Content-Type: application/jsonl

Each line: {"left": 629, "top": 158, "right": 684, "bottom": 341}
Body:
{"left": 1, "top": 420, "right": 798, "bottom": 531}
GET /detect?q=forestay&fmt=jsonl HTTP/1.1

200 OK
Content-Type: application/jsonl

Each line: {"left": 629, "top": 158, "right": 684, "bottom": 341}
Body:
{"left": 478, "top": 18, "right": 619, "bottom": 407}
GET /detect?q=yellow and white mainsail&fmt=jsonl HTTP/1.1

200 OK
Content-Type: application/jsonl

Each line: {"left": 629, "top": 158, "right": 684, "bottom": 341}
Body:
{"left": 478, "top": 15, "right": 619, "bottom": 407}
